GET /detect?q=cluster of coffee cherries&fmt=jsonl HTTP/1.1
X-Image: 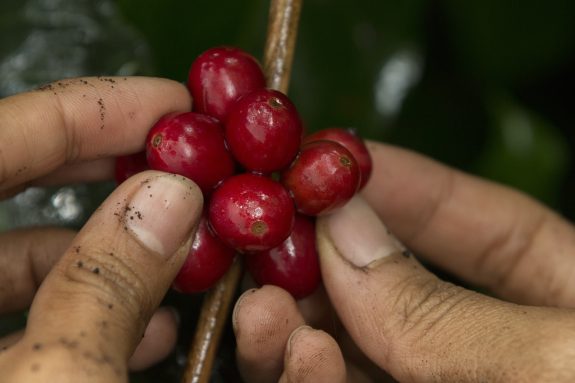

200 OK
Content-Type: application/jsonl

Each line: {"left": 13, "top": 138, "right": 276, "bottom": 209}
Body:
{"left": 115, "top": 46, "right": 372, "bottom": 299}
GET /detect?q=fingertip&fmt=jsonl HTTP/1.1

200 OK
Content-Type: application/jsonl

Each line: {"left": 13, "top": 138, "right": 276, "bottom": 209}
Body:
{"left": 234, "top": 285, "right": 306, "bottom": 383}
{"left": 233, "top": 285, "right": 304, "bottom": 344}
{"left": 281, "top": 326, "right": 346, "bottom": 383}
{"left": 106, "top": 170, "right": 203, "bottom": 260}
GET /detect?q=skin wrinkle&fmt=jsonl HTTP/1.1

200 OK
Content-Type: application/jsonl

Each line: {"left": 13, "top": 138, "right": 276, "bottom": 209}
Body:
{"left": 475, "top": 202, "right": 548, "bottom": 301}
{"left": 398, "top": 278, "right": 448, "bottom": 334}
{"left": 47, "top": 87, "right": 80, "bottom": 166}
{"left": 59, "top": 249, "right": 151, "bottom": 330}
{"left": 404, "top": 283, "right": 471, "bottom": 338}
{"left": 0, "top": 99, "right": 33, "bottom": 187}
{"left": 296, "top": 348, "right": 328, "bottom": 379}
{"left": 472, "top": 210, "right": 519, "bottom": 288}
{"left": 285, "top": 329, "right": 339, "bottom": 382}
{"left": 381, "top": 276, "right": 479, "bottom": 380}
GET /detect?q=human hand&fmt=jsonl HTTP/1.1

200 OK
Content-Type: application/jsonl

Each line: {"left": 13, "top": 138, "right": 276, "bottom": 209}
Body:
{"left": 0, "top": 77, "right": 204, "bottom": 382}
{"left": 233, "top": 142, "right": 575, "bottom": 382}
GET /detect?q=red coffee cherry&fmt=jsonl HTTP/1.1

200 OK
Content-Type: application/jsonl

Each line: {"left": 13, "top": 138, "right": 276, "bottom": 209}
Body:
{"left": 225, "top": 88, "right": 303, "bottom": 174}
{"left": 208, "top": 173, "right": 295, "bottom": 252}
{"left": 281, "top": 140, "right": 360, "bottom": 216}
{"left": 304, "top": 127, "right": 372, "bottom": 189}
{"left": 188, "top": 46, "right": 266, "bottom": 121}
{"left": 145, "top": 112, "right": 235, "bottom": 195}
{"left": 114, "top": 151, "right": 149, "bottom": 184}
{"left": 173, "top": 212, "right": 236, "bottom": 293}
{"left": 246, "top": 214, "right": 320, "bottom": 299}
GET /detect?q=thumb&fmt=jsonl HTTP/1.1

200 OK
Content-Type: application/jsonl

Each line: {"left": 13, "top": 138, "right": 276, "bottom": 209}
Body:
{"left": 317, "top": 197, "right": 575, "bottom": 382}
{"left": 4, "top": 171, "right": 202, "bottom": 382}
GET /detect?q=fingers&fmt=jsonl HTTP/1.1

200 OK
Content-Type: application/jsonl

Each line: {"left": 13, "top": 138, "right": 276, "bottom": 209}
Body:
{"left": 0, "top": 307, "right": 178, "bottom": 372}
{"left": 0, "top": 171, "right": 202, "bottom": 382}
{"left": 34, "top": 158, "right": 115, "bottom": 186}
{"left": 362, "top": 142, "right": 575, "bottom": 307}
{"left": 0, "top": 77, "right": 191, "bottom": 192}
{"left": 317, "top": 196, "right": 575, "bottom": 382}
{"left": 0, "top": 227, "right": 75, "bottom": 314}
{"left": 233, "top": 286, "right": 306, "bottom": 383}
{"left": 128, "top": 307, "right": 178, "bottom": 371}
{"left": 233, "top": 286, "right": 347, "bottom": 383}
{"left": 278, "top": 326, "right": 346, "bottom": 383}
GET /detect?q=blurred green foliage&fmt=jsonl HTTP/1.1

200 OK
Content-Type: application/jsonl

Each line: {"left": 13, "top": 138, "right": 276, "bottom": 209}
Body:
{"left": 116, "top": 0, "right": 575, "bottom": 211}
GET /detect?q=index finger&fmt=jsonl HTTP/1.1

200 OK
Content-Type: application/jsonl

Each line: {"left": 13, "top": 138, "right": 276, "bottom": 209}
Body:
{"left": 0, "top": 77, "right": 191, "bottom": 192}
{"left": 362, "top": 141, "right": 575, "bottom": 307}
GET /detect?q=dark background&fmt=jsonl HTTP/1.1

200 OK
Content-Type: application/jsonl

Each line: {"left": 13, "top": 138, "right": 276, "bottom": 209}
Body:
{"left": 116, "top": 0, "right": 575, "bottom": 213}
{"left": 1, "top": 0, "right": 575, "bottom": 381}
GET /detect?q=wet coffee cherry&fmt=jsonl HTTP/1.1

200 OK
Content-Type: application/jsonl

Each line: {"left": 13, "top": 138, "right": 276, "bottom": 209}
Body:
{"left": 132, "top": 45, "right": 375, "bottom": 296}
{"left": 173, "top": 212, "right": 236, "bottom": 293}
{"left": 188, "top": 46, "right": 266, "bottom": 121}
{"left": 209, "top": 173, "right": 295, "bottom": 252}
{"left": 281, "top": 140, "right": 360, "bottom": 216}
{"left": 304, "top": 127, "right": 372, "bottom": 189}
{"left": 145, "top": 112, "right": 235, "bottom": 195}
{"left": 114, "top": 151, "right": 149, "bottom": 184}
{"left": 225, "top": 88, "right": 303, "bottom": 174}
{"left": 246, "top": 214, "right": 320, "bottom": 299}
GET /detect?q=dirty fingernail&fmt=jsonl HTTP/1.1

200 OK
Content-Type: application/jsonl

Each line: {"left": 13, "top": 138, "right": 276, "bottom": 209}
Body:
{"left": 325, "top": 196, "right": 404, "bottom": 268}
{"left": 125, "top": 174, "right": 202, "bottom": 258}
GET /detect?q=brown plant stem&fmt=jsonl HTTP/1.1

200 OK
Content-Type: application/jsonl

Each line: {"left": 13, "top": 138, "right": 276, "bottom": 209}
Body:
{"left": 180, "top": 259, "right": 243, "bottom": 383}
{"left": 264, "top": 0, "right": 303, "bottom": 93}
{"left": 180, "top": 1, "right": 302, "bottom": 382}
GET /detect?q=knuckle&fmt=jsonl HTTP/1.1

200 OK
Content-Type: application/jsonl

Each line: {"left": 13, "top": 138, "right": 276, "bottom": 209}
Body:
{"left": 387, "top": 275, "right": 474, "bottom": 341}
{"left": 60, "top": 243, "right": 153, "bottom": 322}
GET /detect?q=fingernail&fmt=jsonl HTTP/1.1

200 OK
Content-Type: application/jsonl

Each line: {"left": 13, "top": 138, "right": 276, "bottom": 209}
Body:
{"left": 325, "top": 196, "right": 404, "bottom": 268}
{"left": 125, "top": 174, "right": 202, "bottom": 258}
{"left": 286, "top": 325, "right": 313, "bottom": 357}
